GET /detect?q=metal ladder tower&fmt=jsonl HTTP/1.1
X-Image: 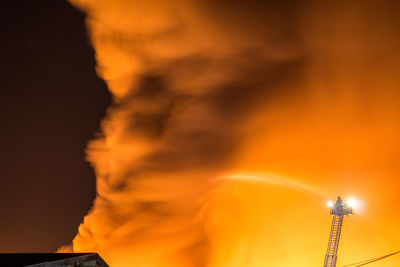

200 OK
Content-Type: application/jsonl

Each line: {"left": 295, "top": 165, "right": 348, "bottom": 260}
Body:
{"left": 324, "top": 196, "right": 352, "bottom": 267}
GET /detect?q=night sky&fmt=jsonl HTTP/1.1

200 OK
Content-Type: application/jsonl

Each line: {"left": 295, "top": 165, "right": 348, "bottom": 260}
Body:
{"left": 0, "top": 0, "right": 110, "bottom": 252}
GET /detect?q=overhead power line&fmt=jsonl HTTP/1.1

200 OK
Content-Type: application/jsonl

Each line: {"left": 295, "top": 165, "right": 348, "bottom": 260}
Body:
{"left": 342, "top": 250, "right": 400, "bottom": 267}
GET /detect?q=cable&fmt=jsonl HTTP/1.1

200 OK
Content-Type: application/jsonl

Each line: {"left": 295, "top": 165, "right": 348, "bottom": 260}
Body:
{"left": 342, "top": 254, "right": 390, "bottom": 266}
{"left": 343, "top": 251, "right": 399, "bottom": 266}
{"left": 342, "top": 250, "right": 400, "bottom": 267}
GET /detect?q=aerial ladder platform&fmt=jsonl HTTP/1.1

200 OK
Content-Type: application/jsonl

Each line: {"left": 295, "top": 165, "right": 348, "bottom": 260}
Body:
{"left": 324, "top": 196, "right": 352, "bottom": 267}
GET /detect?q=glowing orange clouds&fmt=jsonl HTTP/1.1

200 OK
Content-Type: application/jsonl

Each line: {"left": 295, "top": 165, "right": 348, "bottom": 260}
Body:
{"left": 67, "top": 0, "right": 400, "bottom": 266}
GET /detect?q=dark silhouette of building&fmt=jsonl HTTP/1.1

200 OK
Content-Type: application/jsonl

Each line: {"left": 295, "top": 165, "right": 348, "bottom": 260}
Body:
{"left": 0, "top": 253, "right": 108, "bottom": 267}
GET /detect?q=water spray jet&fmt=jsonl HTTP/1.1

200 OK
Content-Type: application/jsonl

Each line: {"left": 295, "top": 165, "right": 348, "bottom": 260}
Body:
{"left": 222, "top": 173, "right": 326, "bottom": 200}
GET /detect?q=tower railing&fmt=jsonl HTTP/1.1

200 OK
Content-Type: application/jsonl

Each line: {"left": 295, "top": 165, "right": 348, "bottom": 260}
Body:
{"left": 323, "top": 196, "right": 352, "bottom": 267}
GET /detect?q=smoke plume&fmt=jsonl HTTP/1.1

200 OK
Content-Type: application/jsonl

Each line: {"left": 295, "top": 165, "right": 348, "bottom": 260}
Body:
{"left": 67, "top": 0, "right": 400, "bottom": 266}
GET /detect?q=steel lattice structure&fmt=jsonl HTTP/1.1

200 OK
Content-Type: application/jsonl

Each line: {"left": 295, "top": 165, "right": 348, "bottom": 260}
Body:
{"left": 324, "top": 196, "right": 352, "bottom": 267}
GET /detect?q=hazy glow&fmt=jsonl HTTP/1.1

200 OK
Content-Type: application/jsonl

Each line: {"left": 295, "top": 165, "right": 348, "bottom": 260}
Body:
{"left": 346, "top": 198, "right": 357, "bottom": 208}
{"left": 327, "top": 201, "right": 334, "bottom": 208}
{"left": 65, "top": 1, "right": 400, "bottom": 266}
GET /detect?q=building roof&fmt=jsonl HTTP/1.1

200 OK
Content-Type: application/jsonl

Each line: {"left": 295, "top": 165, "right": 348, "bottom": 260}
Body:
{"left": 0, "top": 253, "right": 109, "bottom": 267}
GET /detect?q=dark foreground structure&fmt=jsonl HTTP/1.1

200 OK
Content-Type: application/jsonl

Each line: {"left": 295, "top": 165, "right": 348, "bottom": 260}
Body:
{"left": 0, "top": 253, "right": 109, "bottom": 267}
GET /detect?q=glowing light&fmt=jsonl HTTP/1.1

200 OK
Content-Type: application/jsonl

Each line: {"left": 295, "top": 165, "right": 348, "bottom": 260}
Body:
{"left": 346, "top": 197, "right": 357, "bottom": 208}
{"left": 327, "top": 201, "right": 334, "bottom": 207}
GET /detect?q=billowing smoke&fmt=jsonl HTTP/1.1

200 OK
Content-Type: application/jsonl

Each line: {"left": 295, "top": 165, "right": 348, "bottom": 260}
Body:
{"left": 66, "top": 0, "right": 400, "bottom": 266}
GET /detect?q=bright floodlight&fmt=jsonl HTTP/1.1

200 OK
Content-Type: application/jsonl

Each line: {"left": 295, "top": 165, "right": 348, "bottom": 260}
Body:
{"left": 346, "top": 197, "right": 356, "bottom": 208}
{"left": 326, "top": 201, "right": 334, "bottom": 207}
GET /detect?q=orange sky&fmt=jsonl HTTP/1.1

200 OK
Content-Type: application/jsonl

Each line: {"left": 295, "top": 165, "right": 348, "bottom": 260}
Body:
{"left": 66, "top": 0, "right": 400, "bottom": 266}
